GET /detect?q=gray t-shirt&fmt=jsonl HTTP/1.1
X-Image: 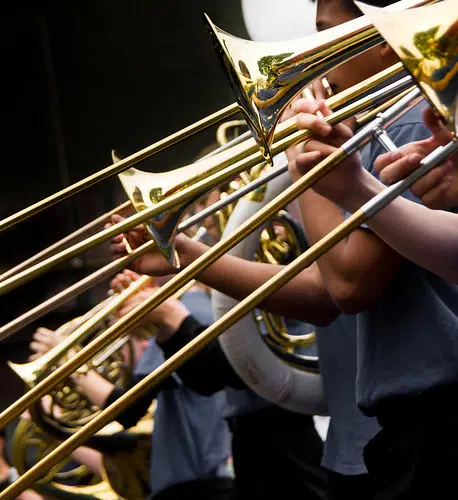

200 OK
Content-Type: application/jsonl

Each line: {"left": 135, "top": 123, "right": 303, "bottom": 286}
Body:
{"left": 348, "top": 101, "right": 458, "bottom": 413}
{"left": 317, "top": 315, "right": 380, "bottom": 475}
{"left": 135, "top": 290, "right": 232, "bottom": 498}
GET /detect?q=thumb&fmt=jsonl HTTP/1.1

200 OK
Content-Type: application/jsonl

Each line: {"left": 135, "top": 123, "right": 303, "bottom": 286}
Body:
{"left": 422, "top": 107, "right": 453, "bottom": 145}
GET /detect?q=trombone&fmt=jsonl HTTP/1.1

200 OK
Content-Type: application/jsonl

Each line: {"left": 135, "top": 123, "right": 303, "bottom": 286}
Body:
{"left": 0, "top": 73, "right": 418, "bottom": 429}
{"left": 0, "top": 0, "right": 430, "bottom": 237}
{"left": 4, "top": 86, "right": 456, "bottom": 500}
{"left": 0, "top": 64, "right": 412, "bottom": 298}
{"left": 2, "top": 0, "right": 456, "bottom": 494}
{"left": 0, "top": 76, "right": 418, "bottom": 436}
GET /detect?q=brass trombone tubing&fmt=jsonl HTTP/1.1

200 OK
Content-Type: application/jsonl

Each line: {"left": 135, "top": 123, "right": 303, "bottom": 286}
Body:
{"left": 0, "top": 167, "right": 286, "bottom": 341}
{"left": 0, "top": 104, "right": 240, "bottom": 234}
{"left": 1, "top": 129, "right": 250, "bottom": 284}
{"left": 4, "top": 109, "right": 456, "bottom": 500}
{"left": 0, "top": 68, "right": 409, "bottom": 298}
{"left": 0, "top": 80, "right": 415, "bottom": 432}
{"left": 0, "top": 201, "right": 132, "bottom": 283}
{"left": 15, "top": 276, "right": 151, "bottom": 381}
{"left": 0, "top": 85, "right": 404, "bottom": 342}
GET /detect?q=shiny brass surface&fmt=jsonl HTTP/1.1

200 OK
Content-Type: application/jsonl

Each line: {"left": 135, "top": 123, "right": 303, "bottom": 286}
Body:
{"left": 0, "top": 104, "right": 239, "bottom": 234}
{"left": 3, "top": 85, "right": 448, "bottom": 494}
{"left": 216, "top": 120, "right": 247, "bottom": 147}
{"left": 0, "top": 2, "right": 414, "bottom": 236}
{"left": 357, "top": 0, "right": 457, "bottom": 135}
{"left": 0, "top": 201, "right": 132, "bottom": 283}
{"left": 0, "top": 149, "right": 365, "bottom": 500}
{"left": 7, "top": 277, "right": 149, "bottom": 436}
{"left": 8, "top": 276, "right": 149, "bottom": 388}
{"left": 0, "top": 64, "right": 408, "bottom": 293}
{"left": 204, "top": 0, "right": 431, "bottom": 160}
{"left": 11, "top": 419, "right": 121, "bottom": 499}
{"left": 254, "top": 212, "right": 317, "bottom": 352}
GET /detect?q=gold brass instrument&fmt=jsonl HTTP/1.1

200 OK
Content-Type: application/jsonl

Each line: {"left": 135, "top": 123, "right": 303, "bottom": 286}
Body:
{"left": 355, "top": 0, "right": 457, "bottom": 135}
{"left": 214, "top": 121, "right": 317, "bottom": 365}
{"left": 0, "top": 73, "right": 418, "bottom": 436}
{"left": 0, "top": 0, "right": 429, "bottom": 240}
{"left": 8, "top": 276, "right": 150, "bottom": 434}
{"left": 253, "top": 212, "right": 318, "bottom": 367}
{"left": 0, "top": 62, "right": 412, "bottom": 299}
{"left": 6, "top": 79, "right": 455, "bottom": 500}
{"left": 2, "top": 2, "right": 456, "bottom": 493}
{"left": 204, "top": 0, "right": 432, "bottom": 160}
{"left": 11, "top": 418, "right": 122, "bottom": 499}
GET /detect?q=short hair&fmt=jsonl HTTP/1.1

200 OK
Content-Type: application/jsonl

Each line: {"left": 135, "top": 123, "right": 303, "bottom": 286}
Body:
{"left": 311, "top": 0, "right": 398, "bottom": 18}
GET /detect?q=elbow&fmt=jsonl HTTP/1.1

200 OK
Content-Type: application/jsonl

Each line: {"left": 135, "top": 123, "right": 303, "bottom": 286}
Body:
{"left": 306, "top": 308, "right": 339, "bottom": 327}
{"left": 330, "top": 279, "right": 379, "bottom": 315}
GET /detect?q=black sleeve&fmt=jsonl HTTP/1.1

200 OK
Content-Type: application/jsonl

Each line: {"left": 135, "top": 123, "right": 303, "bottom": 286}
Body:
{"left": 159, "top": 315, "right": 247, "bottom": 395}
{"left": 105, "top": 373, "right": 175, "bottom": 429}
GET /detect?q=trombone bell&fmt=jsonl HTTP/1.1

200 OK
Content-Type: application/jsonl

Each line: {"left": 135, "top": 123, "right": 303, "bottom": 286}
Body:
{"left": 356, "top": 0, "right": 458, "bottom": 136}
{"left": 203, "top": 0, "right": 431, "bottom": 162}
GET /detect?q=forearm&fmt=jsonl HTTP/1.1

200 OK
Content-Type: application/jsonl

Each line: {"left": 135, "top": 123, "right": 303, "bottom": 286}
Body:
{"left": 180, "top": 240, "right": 338, "bottom": 325}
{"left": 341, "top": 169, "right": 458, "bottom": 283}
{"left": 298, "top": 187, "right": 401, "bottom": 312}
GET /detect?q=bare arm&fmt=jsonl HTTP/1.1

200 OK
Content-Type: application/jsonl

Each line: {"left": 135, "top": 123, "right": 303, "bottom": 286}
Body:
{"left": 296, "top": 187, "right": 403, "bottom": 313}
{"left": 286, "top": 98, "right": 404, "bottom": 313}
{"left": 109, "top": 217, "right": 340, "bottom": 325}
{"left": 178, "top": 239, "right": 340, "bottom": 325}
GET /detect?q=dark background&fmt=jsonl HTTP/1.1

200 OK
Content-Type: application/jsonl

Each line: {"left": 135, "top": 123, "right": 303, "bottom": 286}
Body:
{"left": 0, "top": 0, "right": 249, "bottom": 409}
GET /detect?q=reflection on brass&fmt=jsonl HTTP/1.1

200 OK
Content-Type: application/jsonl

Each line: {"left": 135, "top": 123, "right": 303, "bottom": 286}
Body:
{"left": 0, "top": 103, "right": 239, "bottom": 233}
{"left": 0, "top": 63, "right": 409, "bottom": 299}
{"left": 216, "top": 120, "right": 247, "bottom": 147}
{"left": 204, "top": 0, "right": 432, "bottom": 160}
{"left": 254, "top": 212, "right": 317, "bottom": 359}
{"left": 357, "top": 0, "right": 457, "bottom": 134}
{"left": 11, "top": 419, "right": 121, "bottom": 499}
{"left": 8, "top": 278, "right": 149, "bottom": 435}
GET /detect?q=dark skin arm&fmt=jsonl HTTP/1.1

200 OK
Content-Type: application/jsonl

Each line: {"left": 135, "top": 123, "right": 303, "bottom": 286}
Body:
{"left": 285, "top": 98, "right": 405, "bottom": 313}
{"left": 108, "top": 215, "right": 339, "bottom": 325}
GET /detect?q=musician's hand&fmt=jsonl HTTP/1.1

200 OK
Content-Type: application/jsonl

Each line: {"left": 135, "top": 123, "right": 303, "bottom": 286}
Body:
{"left": 111, "top": 277, "right": 190, "bottom": 342}
{"left": 375, "top": 107, "right": 458, "bottom": 209}
{"left": 287, "top": 98, "right": 362, "bottom": 203}
{"left": 107, "top": 214, "right": 182, "bottom": 276}
{"left": 28, "top": 327, "right": 58, "bottom": 361}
